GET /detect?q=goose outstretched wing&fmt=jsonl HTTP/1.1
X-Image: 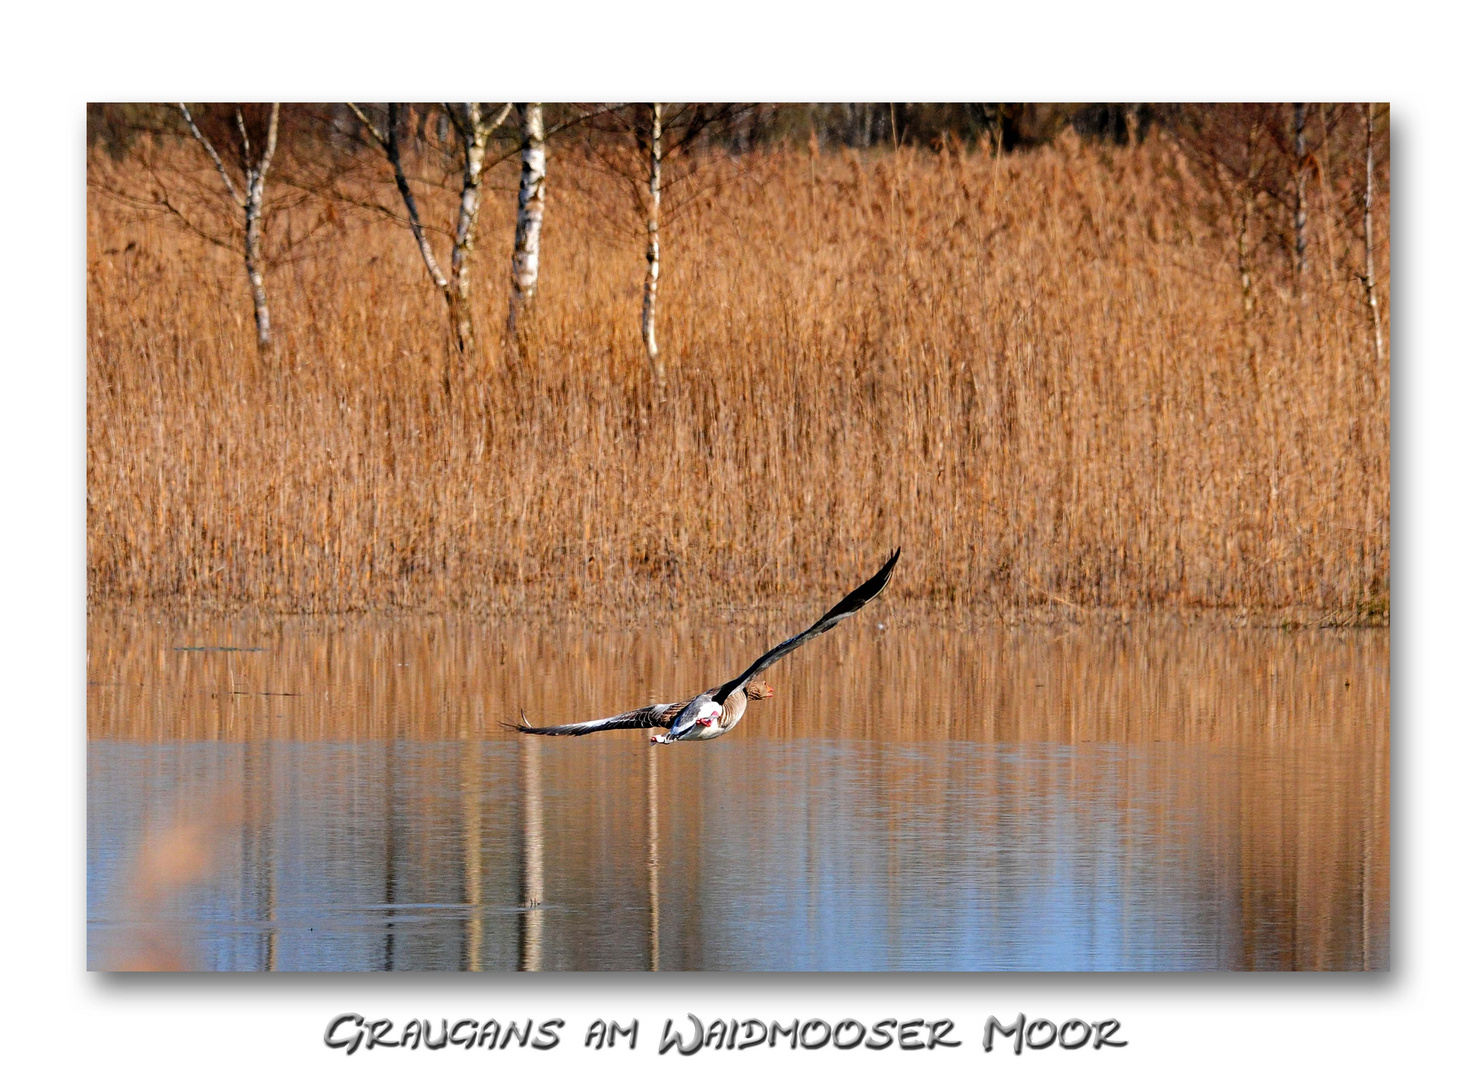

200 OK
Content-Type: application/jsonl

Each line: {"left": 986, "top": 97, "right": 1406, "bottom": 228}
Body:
{"left": 712, "top": 547, "right": 900, "bottom": 705}
{"left": 509, "top": 548, "right": 900, "bottom": 741}
{"left": 509, "top": 700, "right": 689, "bottom": 737}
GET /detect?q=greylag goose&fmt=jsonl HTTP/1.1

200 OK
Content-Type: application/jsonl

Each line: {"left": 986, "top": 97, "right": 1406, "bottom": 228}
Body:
{"left": 512, "top": 548, "right": 900, "bottom": 743}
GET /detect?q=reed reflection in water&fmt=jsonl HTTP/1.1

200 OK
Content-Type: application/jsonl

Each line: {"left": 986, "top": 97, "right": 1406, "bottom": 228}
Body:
{"left": 87, "top": 616, "right": 1387, "bottom": 971}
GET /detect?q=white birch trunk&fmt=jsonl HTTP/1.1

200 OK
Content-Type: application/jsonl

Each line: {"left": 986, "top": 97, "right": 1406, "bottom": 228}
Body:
{"left": 642, "top": 103, "right": 664, "bottom": 388}
{"left": 448, "top": 103, "right": 492, "bottom": 353}
{"left": 507, "top": 103, "right": 546, "bottom": 339}
{"left": 1362, "top": 103, "right": 1384, "bottom": 365}
{"left": 242, "top": 104, "right": 279, "bottom": 351}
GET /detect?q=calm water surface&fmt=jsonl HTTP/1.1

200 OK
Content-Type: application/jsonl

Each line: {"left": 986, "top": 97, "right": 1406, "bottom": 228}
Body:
{"left": 87, "top": 615, "right": 1388, "bottom": 971}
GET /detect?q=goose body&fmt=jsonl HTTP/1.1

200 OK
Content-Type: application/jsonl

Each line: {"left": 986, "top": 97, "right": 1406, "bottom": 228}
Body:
{"left": 512, "top": 549, "right": 900, "bottom": 744}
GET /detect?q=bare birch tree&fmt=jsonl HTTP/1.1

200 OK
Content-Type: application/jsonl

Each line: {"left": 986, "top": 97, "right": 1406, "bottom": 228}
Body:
{"left": 445, "top": 102, "right": 506, "bottom": 352}
{"left": 642, "top": 103, "right": 664, "bottom": 388}
{"left": 347, "top": 102, "right": 513, "bottom": 353}
{"left": 507, "top": 103, "right": 547, "bottom": 340}
{"left": 1361, "top": 103, "right": 1384, "bottom": 365}
{"left": 178, "top": 103, "right": 280, "bottom": 352}
{"left": 569, "top": 104, "right": 748, "bottom": 390}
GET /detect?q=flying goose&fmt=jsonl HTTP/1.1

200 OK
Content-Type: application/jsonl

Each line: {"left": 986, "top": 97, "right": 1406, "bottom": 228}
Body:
{"left": 512, "top": 549, "right": 900, "bottom": 743}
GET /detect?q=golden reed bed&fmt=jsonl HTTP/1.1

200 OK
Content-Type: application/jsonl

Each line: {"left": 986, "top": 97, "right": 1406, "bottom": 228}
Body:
{"left": 87, "top": 134, "right": 1388, "bottom": 619}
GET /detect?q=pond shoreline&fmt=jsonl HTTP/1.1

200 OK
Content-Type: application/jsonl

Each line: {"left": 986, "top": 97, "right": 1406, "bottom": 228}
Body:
{"left": 86, "top": 598, "right": 1390, "bottom": 633}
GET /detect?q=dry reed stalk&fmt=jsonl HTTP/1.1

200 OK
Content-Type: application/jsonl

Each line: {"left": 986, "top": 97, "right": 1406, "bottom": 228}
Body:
{"left": 87, "top": 133, "right": 1389, "bottom": 619}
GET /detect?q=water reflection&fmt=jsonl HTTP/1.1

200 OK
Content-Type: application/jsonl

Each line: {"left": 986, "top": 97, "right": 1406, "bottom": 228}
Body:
{"left": 647, "top": 748, "right": 661, "bottom": 971}
{"left": 519, "top": 737, "right": 545, "bottom": 972}
{"left": 86, "top": 616, "right": 1388, "bottom": 971}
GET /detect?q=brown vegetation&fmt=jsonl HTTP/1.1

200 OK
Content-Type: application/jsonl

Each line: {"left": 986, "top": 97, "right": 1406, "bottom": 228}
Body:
{"left": 87, "top": 127, "right": 1388, "bottom": 619}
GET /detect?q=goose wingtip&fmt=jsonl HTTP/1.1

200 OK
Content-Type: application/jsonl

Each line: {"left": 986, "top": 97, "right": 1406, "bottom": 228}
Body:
{"left": 500, "top": 707, "right": 533, "bottom": 733}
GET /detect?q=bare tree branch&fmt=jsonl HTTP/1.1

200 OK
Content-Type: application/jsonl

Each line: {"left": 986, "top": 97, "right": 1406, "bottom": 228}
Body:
{"left": 259, "top": 102, "right": 280, "bottom": 177}
{"left": 177, "top": 103, "right": 243, "bottom": 207}
{"left": 345, "top": 102, "right": 387, "bottom": 147}
{"left": 235, "top": 107, "right": 253, "bottom": 165}
{"left": 154, "top": 192, "right": 242, "bottom": 254}
{"left": 383, "top": 103, "right": 450, "bottom": 290}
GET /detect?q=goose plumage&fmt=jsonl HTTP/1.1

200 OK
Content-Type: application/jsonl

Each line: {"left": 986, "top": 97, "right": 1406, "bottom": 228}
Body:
{"left": 511, "top": 548, "right": 900, "bottom": 743}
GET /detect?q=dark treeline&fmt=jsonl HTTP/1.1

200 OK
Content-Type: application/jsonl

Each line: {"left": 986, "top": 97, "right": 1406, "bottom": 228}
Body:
{"left": 89, "top": 102, "right": 1193, "bottom": 158}
{"left": 85, "top": 102, "right": 1363, "bottom": 158}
